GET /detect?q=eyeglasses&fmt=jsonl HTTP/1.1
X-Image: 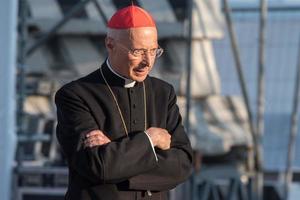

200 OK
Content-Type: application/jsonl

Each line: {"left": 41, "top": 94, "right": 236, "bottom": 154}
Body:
{"left": 116, "top": 42, "right": 164, "bottom": 58}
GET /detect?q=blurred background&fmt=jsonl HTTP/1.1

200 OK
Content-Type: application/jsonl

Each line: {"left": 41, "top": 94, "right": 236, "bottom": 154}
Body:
{"left": 1, "top": 0, "right": 300, "bottom": 199}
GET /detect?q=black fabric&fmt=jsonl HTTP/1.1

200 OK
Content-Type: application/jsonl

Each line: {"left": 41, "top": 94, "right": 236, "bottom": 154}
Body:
{"left": 55, "top": 62, "right": 193, "bottom": 200}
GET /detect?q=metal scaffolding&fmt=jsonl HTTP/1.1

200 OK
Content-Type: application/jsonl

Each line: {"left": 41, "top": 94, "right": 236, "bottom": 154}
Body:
{"left": 222, "top": 0, "right": 268, "bottom": 199}
{"left": 256, "top": 0, "right": 268, "bottom": 199}
{"left": 14, "top": 0, "right": 300, "bottom": 200}
{"left": 284, "top": 36, "right": 300, "bottom": 200}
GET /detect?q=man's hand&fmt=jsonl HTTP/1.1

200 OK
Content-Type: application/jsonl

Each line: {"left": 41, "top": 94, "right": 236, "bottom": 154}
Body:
{"left": 146, "top": 127, "right": 171, "bottom": 150}
{"left": 84, "top": 130, "right": 111, "bottom": 148}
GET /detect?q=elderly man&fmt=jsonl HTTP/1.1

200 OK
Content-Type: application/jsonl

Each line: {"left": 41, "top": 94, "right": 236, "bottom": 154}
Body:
{"left": 55, "top": 5, "right": 193, "bottom": 200}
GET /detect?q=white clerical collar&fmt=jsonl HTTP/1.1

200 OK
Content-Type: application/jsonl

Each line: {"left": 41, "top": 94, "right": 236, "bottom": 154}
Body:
{"left": 106, "top": 59, "right": 136, "bottom": 88}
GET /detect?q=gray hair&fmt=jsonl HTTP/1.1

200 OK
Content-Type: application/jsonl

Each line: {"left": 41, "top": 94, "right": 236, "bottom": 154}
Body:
{"left": 106, "top": 28, "right": 131, "bottom": 41}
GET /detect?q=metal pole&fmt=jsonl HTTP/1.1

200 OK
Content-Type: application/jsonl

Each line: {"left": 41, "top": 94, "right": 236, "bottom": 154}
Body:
{"left": 185, "top": 0, "right": 193, "bottom": 134}
{"left": 256, "top": 0, "right": 268, "bottom": 199}
{"left": 27, "top": 0, "right": 93, "bottom": 56}
{"left": 185, "top": 1, "right": 194, "bottom": 200}
{"left": 91, "top": 0, "right": 108, "bottom": 24}
{"left": 17, "top": 0, "right": 28, "bottom": 137}
{"left": 0, "top": 0, "right": 18, "bottom": 199}
{"left": 222, "top": 0, "right": 258, "bottom": 154}
{"left": 284, "top": 36, "right": 300, "bottom": 200}
{"left": 222, "top": 1, "right": 261, "bottom": 198}
{"left": 222, "top": 0, "right": 256, "bottom": 140}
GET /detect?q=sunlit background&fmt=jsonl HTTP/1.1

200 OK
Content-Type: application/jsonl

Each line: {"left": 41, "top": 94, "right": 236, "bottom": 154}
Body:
{"left": 1, "top": 0, "right": 300, "bottom": 199}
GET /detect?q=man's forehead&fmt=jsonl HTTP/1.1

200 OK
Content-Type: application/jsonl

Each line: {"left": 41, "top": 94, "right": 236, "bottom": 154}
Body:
{"left": 108, "top": 27, "right": 157, "bottom": 40}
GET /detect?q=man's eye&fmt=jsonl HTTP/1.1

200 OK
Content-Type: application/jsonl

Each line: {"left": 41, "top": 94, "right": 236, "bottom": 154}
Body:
{"left": 133, "top": 49, "right": 144, "bottom": 55}
{"left": 150, "top": 49, "right": 157, "bottom": 54}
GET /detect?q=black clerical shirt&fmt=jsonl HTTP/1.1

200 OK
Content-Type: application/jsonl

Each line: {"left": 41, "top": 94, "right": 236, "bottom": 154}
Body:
{"left": 55, "top": 61, "right": 193, "bottom": 200}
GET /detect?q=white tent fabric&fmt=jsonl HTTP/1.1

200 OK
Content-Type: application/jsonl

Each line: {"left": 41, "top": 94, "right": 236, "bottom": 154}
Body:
{"left": 165, "top": 40, "right": 221, "bottom": 97}
{"left": 192, "top": 0, "right": 225, "bottom": 39}
{"left": 178, "top": 96, "right": 252, "bottom": 155}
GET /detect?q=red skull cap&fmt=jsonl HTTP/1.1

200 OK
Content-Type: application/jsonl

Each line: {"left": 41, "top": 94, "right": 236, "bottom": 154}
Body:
{"left": 107, "top": 5, "right": 156, "bottom": 29}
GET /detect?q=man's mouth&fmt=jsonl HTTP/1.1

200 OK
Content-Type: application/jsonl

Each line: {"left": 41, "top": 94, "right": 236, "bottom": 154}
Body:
{"left": 134, "top": 68, "right": 147, "bottom": 72}
{"left": 133, "top": 65, "right": 149, "bottom": 74}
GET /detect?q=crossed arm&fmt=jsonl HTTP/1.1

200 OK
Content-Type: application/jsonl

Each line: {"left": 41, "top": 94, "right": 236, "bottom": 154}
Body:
{"left": 84, "top": 128, "right": 171, "bottom": 151}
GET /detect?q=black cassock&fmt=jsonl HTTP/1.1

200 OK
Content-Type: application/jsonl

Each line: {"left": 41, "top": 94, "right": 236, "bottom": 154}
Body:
{"left": 55, "top": 62, "right": 193, "bottom": 200}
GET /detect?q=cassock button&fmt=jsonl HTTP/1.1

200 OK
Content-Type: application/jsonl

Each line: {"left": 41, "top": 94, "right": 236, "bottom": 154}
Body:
{"left": 133, "top": 119, "right": 137, "bottom": 124}
{"left": 133, "top": 104, "right": 136, "bottom": 108}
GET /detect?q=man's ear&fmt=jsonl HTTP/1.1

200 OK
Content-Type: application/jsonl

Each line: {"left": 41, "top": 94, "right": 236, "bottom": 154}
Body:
{"left": 105, "top": 37, "right": 114, "bottom": 51}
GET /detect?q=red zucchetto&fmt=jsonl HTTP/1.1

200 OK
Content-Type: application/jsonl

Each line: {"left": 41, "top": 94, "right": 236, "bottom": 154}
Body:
{"left": 107, "top": 5, "right": 156, "bottom": 29}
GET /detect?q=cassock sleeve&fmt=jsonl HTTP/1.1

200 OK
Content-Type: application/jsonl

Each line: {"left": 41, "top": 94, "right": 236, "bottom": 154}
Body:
{"left": 55, "top": 85, "right": 158, "bottom": 184}
{"left": 128, "top": 85, "right": 194, "bottom": 191}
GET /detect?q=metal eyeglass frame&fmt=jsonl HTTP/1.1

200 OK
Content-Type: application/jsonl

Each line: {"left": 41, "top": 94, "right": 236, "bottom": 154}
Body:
{"left": 115, "top": 42, "right": 164, "bottom": 58}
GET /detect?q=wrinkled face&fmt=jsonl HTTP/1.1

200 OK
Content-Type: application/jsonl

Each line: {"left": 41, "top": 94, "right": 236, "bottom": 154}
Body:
{"left": 105, "top": 27, "right": 158, "bottom": 82}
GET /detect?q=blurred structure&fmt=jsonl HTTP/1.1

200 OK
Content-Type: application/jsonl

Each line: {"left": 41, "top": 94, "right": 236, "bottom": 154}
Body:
{"left": 0, "top": 0, "right": 18, "bottom": 200}
{"left": 7, "top": 0, "right": 300, "bottom": 200}
{"left": 214, "top": 2, "right": 300, "bottom": 200}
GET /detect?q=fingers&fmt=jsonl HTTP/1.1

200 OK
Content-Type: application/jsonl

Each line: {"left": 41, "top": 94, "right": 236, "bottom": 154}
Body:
{"left": 84, "top": 136, "right": 110, "bottom": 148}
{"left": 158, "top": 130, "right": 171, "bottom": 150}
{"left": 146, "top": 127, "right": 171, "bottom": 150}
{"left": 84, "top": 130, "right": 111, "bottom": 148}
{"left": 86, "top": 130, "right": 106, "bottom": 137}
{"left": 86, "top": 130, "right": 111, "bottom": 141}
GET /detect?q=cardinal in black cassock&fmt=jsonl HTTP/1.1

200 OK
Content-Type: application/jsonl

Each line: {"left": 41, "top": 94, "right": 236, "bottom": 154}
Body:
{"left": 55, "top": 5, "right": 193, "bottom": 200}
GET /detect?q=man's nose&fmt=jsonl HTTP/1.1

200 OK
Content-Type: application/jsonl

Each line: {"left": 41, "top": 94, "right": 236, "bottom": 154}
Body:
{"left": 142, "top": 51, "right": 152, "bottom": 64}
